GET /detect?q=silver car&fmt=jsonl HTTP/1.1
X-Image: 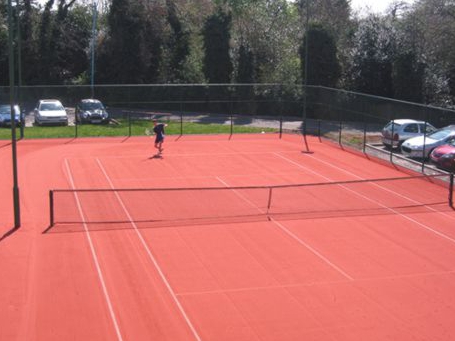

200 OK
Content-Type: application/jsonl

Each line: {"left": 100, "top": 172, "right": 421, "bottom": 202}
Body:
{"left": 34, "top": 99, "right": 68, "bottom": 126}
{"left": 401, "top": 125, "right": 455, "bottom": 158}
{"left": 381, "top": 119, "right": 436, "bottom": 149}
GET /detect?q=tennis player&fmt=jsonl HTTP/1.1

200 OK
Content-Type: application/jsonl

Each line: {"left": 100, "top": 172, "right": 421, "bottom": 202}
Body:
{"left": 152, "top": 119, "right": 167, "bottom": 154}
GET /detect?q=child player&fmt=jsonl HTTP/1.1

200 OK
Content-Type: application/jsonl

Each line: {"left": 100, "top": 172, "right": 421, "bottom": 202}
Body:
{"left": 153, "top": 119, "right": 167, "bottom": 155}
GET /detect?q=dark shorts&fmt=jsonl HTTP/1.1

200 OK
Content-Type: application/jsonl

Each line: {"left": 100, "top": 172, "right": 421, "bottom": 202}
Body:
{"left": 155, "top": 134, "right": 164, "bottom": 143}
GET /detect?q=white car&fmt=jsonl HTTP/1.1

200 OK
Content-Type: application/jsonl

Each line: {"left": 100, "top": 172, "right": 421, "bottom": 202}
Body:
{"left": 401, "top": 125, "right": 455, "bottom": 158}
{"left": 381, "top": 119, "right": 436, "bottom": 149}
{"left": 34, "top": 99, "right": 68, "bottom": 126}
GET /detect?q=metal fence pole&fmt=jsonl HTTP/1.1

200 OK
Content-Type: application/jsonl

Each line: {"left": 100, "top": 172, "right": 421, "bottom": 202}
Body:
{"left": 422, "top": 109, "right": 430, "bottom": 173}
{"left": 449, "top": 173, "right": 454, "bottom": 208}
{"left": 8, "top": 0, "right": 20, "bottom": 228}
{"left": 390, "top": 113, "right": 395, "bottom": 165}
{"left": 49, "top": 190, "right": 54, "bottom": 227}
{"left": 128, "top": 112, "right": 131, "bottom": 137}
{"left": 279, "top": 116, "right": 283, "bottom": 139}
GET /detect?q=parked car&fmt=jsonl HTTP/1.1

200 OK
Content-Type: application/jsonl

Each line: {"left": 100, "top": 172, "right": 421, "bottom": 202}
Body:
{"left": 430, "top": 140, "right": 455, "bottom": 172}
{"left": 75, "top": 99, "right": 109, "bottom": 124}
{"left": 401, "top": 125, "right": 455, "bottom": 158}
{"left": 381, "top": 119, "right": 437, "bottom": 149}
{"left": 0, "top": 104, "right": 23, "bottom": 127}
{"left": 34, "top": 99, "right": 68, "bottom": 126}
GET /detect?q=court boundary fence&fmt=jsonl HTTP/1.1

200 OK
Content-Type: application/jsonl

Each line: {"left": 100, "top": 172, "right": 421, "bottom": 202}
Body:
{"left": 2, "top": 83, "right": 455, "bottom": 174}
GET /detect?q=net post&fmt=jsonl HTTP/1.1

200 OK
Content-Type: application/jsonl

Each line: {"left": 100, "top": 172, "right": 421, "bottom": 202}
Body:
{"left": 449, "top": 173, "right": 454, "bottom": 208}
{"left": 49, "top": 190, "right": 54, "bottom": 227}
{"left": 267, "top": 187, "right": 273, "bottom": 214}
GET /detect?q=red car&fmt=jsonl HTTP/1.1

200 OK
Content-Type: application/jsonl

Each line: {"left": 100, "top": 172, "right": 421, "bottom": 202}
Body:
{"left": 430, "top": 140, "right": 455, "bottom": 171}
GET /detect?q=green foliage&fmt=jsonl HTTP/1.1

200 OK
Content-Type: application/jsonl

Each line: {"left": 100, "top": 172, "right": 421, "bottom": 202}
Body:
{"left": 393, "top": 51, "right": 425, "bottom": 103}
{"left": 348, "top": 15, "right": 395, "bottom": 97}
{"left": 237, "top": 43, "right": 255, "bottom": 83}
{"left": 300, "top": 23, "right": 341, "bottom": 87}
{"left": 202, "top": 8, "right": 233, "bottom": 83}
{"left": 96, "top": 0, "right": 166, "bottom": 84}
{"left": 165, "top": 0, "right": 191, "bottom": 83}
{"left": 0, "top": 0, "right": 454, "bottom": 107}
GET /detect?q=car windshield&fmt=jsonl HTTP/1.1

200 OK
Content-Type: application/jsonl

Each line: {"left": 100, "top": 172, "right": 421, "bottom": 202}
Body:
{"left": 0, "top": 105, "right": 19, "bottom": 115}
{"left": 0, "top": 105, "right": 10, "bottom": 115}
{"left": 429, "top": 129, "right": 455, "bottom": 140}
{"left": 384, "top": 122, "right": 402, "bottom": 130}
{"left": 80, "top": 102, "right": 103, "bottom": 110}
{"left": 40, "top": 103, "right": 63, "bottom": 111}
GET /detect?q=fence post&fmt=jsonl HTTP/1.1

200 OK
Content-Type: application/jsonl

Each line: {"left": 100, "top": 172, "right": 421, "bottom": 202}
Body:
{"left": 450, "top": 173, "right": 454, "bottom": 208}
{"left": 422, "top": 109, "right": 430, "bottom": 173}
{"left": 128, "top": 112, "right": 131, "bottom": 137}
{"left": 390, "top": 113, "right": 395, "bottom": 165}
{"left": 338, "top": 112, "right": 343, "bottom": 147}
{"left": 279, "top": 116, "right": 283, "bottom": 139}
{"left": 49, "top": 190, "right": 54, "bottom": 227}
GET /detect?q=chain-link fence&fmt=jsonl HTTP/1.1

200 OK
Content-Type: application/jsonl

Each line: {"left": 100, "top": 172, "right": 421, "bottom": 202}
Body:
{"left": 1, "top": 84, "right": 455, "bottom": 173}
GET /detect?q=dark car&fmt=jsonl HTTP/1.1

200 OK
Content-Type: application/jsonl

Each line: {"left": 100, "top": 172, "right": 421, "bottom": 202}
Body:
{"left": 0, "top": 104, "right": 23, "bottom": 127}
{"left": 430, "top": 140, "right": 455, "bottom": 172}
{"left": 75, "top": 99, "right": 109, "bottom": 124}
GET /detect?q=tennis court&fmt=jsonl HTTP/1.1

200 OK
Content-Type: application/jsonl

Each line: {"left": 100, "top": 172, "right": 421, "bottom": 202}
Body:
{"left": 1, "top": 133, "right": 455, "bottom": 341}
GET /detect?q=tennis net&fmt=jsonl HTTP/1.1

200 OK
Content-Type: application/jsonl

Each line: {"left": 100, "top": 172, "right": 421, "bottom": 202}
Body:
{"left": 48, "top": 173, "right": 454, "bottom": 231}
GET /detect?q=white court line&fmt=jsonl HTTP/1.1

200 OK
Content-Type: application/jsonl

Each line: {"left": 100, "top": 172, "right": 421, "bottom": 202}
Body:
{"left": 96, "top": 158, "right": 202, "bottom": 341}
{"left": 305, "top": 152, "right": 455, "bottom": 221}
{"left": 72, "top": 149, "right": 295, "bottom": 160}
{"left": 215, "top": 177, "right": 353, "bottom": 281}
{"left": 64, "top": 159, "right": 124, "bottom": 341}
{"left": 177, "top": 268, "right": 455, "bottom": 297}
{"left": 274, "top": 153, "right": 455, "bottom": 245}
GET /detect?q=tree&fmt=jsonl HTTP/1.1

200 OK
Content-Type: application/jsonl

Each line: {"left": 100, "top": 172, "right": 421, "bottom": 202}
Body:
{"left": 348, "top": 15, "right": 395, "bottom": 97}
{"left": 236, "top": 41, "right": 255, "bottom": 83}
{"left": 393, "top": 50, "right": 425, "bottom": 102}
{"left": 202, "top": 7, "right": 232, "bottom": 83}
{"left": 165, "top": 0, "right": 190, "bottom": 83}
{"left": 300, "top": 22, "right": 340, "bottom": 87}
{"left": 19, "top": 0, "right": 40, "bottom": 84}
{"left": 406, "top": 0, "right": 455, "bottom": 105}
{"left": 0, "top": 2, "right": 9, "bottom": 86}
{"left": 96, "top": 0, "right": 165, "bottom": 84}
{"left": 230, "top": 0, "right": 301, "bottom": 84}
{"left": 34, "top": 0, "right": 90, "bottom": 84}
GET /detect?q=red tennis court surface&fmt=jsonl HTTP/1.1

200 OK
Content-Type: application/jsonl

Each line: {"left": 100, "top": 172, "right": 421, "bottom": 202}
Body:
{"left": 1, "top": 134, "right": 455, "bottom": 341}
